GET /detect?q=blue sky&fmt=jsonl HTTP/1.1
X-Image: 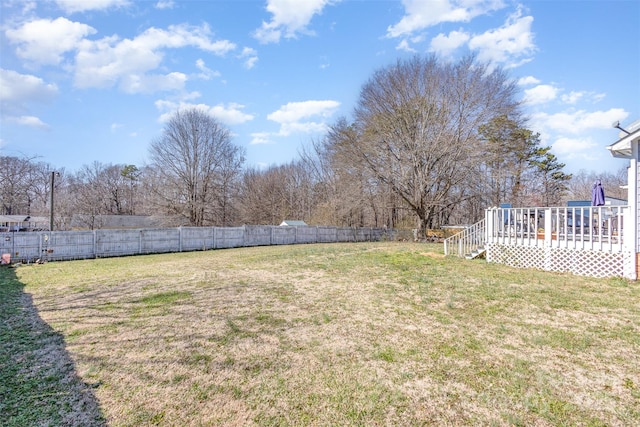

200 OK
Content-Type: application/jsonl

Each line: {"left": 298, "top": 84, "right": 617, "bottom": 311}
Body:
{"left": 1, "top": 0, "right": 638, "bottom": 176}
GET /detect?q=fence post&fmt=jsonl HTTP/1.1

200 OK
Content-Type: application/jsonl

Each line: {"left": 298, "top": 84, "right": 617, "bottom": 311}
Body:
{"left": 485, "top": 209, "right": 493, "bottom": 244}
{"left": 544, "top": 209, "right": 552, "bottom": 246}
{"left": 242, "top": 225, "right": 246, "bottom": 247}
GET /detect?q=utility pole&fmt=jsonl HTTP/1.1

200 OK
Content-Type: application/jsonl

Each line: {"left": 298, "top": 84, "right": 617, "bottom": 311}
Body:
{"left": 49, "top": 171, "right": 59, "bottom": 231}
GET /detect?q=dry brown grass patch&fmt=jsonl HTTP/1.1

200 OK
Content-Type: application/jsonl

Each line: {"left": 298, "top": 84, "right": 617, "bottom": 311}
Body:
{"left": 8, "top": 242, "right": 640, "bottom": 426}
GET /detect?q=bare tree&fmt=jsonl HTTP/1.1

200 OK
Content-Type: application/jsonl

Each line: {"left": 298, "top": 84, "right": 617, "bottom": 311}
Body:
{"left": 239, "top": 162, "right": 316, "bottom": 225}
{"left": 1, "top": 155, "right": 38, "bottom": 215}
{"left": 565, "top": 167, "right": 628, "bottom": 202}
{"left": 298, "top": 137, "right": 340, "bottom": 225}
{"left": 121, "top": 164, "right": 140, "bottom": 215}
{"left": 212, "top": 147, "right": 245, "bottom": 226}
{"left": 239, "top": 166, "right": 286, "bottom": 225}
{"left": 63, "top": 161, "right": 147, "bottom": 229}
{"left": 148, "top": 108, "right": 245, "bottom": 226}
{"left": 0, "top": 155, "right": 63, "bottom": 220}
{"left": 337, "top": 55, "right": 521, "bottom": 232}
{"left": 69, "top": 162, "right": 115, "bottom": 228}
{"left": 305, "top": 121, "right": 394, "bottom": 228}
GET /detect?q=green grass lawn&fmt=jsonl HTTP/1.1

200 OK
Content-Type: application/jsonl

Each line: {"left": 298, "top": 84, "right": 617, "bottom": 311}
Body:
{"left": 1, "top": 242, "right": 639, "bottom": 426}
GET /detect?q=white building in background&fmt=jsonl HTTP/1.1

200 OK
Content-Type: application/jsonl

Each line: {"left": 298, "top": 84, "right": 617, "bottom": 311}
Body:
{"left": 0, "top": 215, "right": 48, "bottom": 232}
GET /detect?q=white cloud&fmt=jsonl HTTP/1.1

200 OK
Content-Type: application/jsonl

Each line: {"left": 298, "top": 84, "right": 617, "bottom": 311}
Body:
{"left": 251, "top": 100, "right": 340, "bottom": 143}
{"left": 279, "top": 121, "right": 329, "bottom": 136}
{"left": 319, "top": 56, "right": 330, "bottom": 69}
{"left": 120, "top": 72, "right": 188, "bottom": 94}
{"left": 561, "top": 91, "right": 584, "bottom": 105}
{"left": 54, "top": 0, "right": 130, "bottom": 13}
{"left": 181, "top": 91, "right": 202, "bottom": 101}
{"left": 0, "top": 66, "right": 54, "bottom": 132}
{"left": 396, "top": 39, "right": 417, "bottom": 53}
{"left": 267, "top": 100, "right": 340, "bottom": 136}
{"left": 524, "top": 84, "right": 558, "bottom": 105}
{"left": 517, "top": 76, "right": 540, "bottom": 86}
{"left": 239, "top": 47, "right": 258, "bottom": 69}
{"left": 387, "top": 2, "right": 532, "bottom": 67}
{"left": 395, "top": 34, "right": 426, "bottom": 53}
{"left": 0, "top": 68, "right": 58, "bottom": 104}
{"left": 6, "top": 18, "right": 236, "bottom": 94}
{"left": 195, "top": 59, "right": 220, "bottom": 80}
{"left": 210, "top": 103, "right": 255, "bottom": 125}
{"left": 429, "top": 30, "right": 470, "bottom": 56}
{"left": 551, "top": 136, "right": 598, "bottom": 157}
{"left": 155, "top": 0, "right": 175, "bottom": 9}
{"left": 268, "top": 100, "right": 339, "bottom": 123}
{"left": 6, "top": 115, "right": 50, "bottom": 130}
{"left": 253, "top": 0, "right": 335, "bottom": 44}
{"left": 532, "top": 109, "right": 629, "bottom": 135}
{"left": 387, "top": 0, "right": 505, "bottom": 38}
{"left": 5, "top": 17, "right": 96, "bottom": 65}
{"left": 527, "top": 108, "right": 630, "bottom": 170}
{"left": 0, "top": 69, "right": 57, "bottom": 129}
{"left": 74, "top": 23, "right": 236, "bottom": 92}
{"left": 560, "top": 90, "right": 606, "bottom": 105}
{"left": 7, "top": 1, "right": 37, "bottom": 15}
{"left": 250, "top": 132, "right": 273, "bottom": 145}
{"left": 155, "top": 100, "right": 254, "bottom": 125}
{"left": 468, "top": 8, "right": 535, "bottom": 67}
{"left": 523, "top": 81, "right": 608, "bottom": 108}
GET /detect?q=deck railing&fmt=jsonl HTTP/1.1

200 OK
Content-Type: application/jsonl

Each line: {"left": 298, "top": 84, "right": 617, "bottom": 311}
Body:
{"left": 486, "top": 206, "right": 629, "bottom": 253}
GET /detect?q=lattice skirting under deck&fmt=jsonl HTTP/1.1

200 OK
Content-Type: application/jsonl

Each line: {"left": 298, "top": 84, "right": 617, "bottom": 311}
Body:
{"left": 486, "top": 243, "right": 633, "bottom": 279}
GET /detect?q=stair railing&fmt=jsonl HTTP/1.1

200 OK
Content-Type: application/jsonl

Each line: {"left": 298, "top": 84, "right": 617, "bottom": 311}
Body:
{"left": 443, "top": 219, "right": 486, "bottom": 258}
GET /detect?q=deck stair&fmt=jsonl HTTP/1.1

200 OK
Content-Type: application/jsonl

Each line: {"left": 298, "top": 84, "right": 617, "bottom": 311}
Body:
{"left": 465, "top": 245, "right": 486, "bottom": 259}
{"left": 444, "top": 219, "right": 486, "bottom": 259}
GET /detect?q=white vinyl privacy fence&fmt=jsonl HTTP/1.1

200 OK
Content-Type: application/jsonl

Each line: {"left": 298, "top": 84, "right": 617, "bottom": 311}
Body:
{"left": 1, "top": 225, "right": 391, "bottom": 263}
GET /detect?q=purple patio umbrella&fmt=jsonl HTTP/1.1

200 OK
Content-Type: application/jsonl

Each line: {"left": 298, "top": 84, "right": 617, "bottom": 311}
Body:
{"left": 592, "top": 180, "right": 606, "bottom": 206}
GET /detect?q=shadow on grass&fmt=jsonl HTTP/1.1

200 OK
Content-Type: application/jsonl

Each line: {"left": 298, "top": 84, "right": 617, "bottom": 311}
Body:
{"left": 0, "top": 265, "right": 106, "bottom": 426}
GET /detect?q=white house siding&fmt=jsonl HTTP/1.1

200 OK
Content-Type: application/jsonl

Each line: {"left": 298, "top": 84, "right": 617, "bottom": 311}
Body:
{"left": 636, "top": 151, "right": 640, "bottom": 253}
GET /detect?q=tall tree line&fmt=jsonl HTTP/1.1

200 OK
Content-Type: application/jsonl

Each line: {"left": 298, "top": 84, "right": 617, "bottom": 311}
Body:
{"left": 2, "top": 55, "right": 602, "bottom": 232}
{"left": 0, "top": 146, "right": 618, "bottom": 232}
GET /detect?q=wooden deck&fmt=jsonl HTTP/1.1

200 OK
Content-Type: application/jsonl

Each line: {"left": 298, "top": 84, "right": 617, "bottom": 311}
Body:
{"left": 487, "top": 206, "right": 627, "bottom": 253}
{"left": 445, "top": 205, "right": 634, "bottom": 279}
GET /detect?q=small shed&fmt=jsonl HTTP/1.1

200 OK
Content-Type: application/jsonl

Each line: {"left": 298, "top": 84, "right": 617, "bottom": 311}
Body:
{"left": 279, "top": 220, "right": 308, "bottom": 227}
